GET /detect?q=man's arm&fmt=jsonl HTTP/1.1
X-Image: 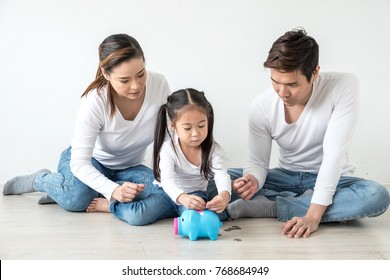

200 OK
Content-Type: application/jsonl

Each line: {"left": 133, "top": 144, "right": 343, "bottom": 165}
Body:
{"left": 284, "top": 73, "right": 359, "bottom": 238}
{"left": 239, "top": 97, "right": 273, "bottom": 200}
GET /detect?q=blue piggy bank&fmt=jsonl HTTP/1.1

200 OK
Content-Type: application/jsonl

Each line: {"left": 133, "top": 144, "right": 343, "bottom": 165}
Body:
{"left": 174, "top": 209, "right": 222, "bottom": 241}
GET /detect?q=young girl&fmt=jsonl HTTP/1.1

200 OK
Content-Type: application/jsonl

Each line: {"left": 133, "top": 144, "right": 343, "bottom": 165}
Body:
{"left": 153, "top": 88, "right": 231, "bottom": 217}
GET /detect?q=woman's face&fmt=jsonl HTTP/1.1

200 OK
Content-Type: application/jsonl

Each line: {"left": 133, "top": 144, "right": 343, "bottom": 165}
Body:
{"left": 102, "top": 57, "right": 147, "bottom": 101}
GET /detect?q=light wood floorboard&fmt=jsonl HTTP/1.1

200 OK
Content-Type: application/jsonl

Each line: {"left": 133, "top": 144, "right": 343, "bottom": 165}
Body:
{"left": 1, "top": 185, "right": 389, "bottom": 260}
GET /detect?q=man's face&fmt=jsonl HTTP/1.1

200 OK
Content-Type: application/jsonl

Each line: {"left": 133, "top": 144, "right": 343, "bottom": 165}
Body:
{"left": 270, "top": 68, "right": 318, "bottom": 107}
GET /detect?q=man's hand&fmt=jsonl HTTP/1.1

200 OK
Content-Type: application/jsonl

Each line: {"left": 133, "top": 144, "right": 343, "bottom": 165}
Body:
{"left": 232, "top": 173, "right": 259, "bottom": 201}
{"left": 111, "top": 182, "right": 145, "bottom": 203}
{"left": 281, "top": 203, "right": 326, "bottom": 238}
{"left": 281, "top": 216, "right": 320, "bottom": 238}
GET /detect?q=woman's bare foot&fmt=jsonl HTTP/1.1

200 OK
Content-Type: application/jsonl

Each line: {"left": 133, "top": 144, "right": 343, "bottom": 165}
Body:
{"left": 86, "top": 198, "right": 110, "bottom": 213}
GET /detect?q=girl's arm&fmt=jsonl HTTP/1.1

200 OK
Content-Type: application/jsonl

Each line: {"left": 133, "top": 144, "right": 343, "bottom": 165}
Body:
{"left": 159, "top": 141, "right": 188, "bottom": 204}
{"left": 206, "top": 146, "right": 232, "bottom": 212}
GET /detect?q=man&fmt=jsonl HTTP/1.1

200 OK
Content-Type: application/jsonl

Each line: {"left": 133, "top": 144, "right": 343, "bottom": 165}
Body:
{"left": 226, "top": 28, "right": 389, "bottom": 238}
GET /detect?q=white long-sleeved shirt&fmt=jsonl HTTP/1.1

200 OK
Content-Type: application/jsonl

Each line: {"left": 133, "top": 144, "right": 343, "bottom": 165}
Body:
{"left": 245, "top": 72, "right": 359, "bottom": 206}
{"left": 70, "top": 71, "right": 170, "bottom": 200}
{"left": 155, "top": 135, "right": 232, "bottom": 204}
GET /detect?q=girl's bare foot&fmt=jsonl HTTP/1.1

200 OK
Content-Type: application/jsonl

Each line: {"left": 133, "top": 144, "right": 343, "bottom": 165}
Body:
{"left": 86, "top": 198, "right": 110, "bottom": 213}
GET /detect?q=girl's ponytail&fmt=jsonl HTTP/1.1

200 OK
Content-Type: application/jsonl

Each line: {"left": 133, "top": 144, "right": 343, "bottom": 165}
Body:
{"left": 153, "top": 104, "right": 169, "bottom": 181}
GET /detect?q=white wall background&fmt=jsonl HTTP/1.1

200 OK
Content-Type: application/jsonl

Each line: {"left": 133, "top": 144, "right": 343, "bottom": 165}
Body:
{"left": 1, "top": 0, "right": 389, "bottom": 184}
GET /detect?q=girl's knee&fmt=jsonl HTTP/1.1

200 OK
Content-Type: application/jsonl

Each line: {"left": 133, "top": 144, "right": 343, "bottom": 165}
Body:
{"left": 127, "top": 217, "right": 152, "bottom": 226}
{"left": 119, "top": 211, "right": 155, "bottom": 226}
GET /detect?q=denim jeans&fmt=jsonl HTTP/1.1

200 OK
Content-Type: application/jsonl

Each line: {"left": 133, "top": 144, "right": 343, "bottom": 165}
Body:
{"left": 208, "top": 167, "right": 390, "bottom": 223}
{"left": 33, "top": 147, "right": 177, "bottom": 226}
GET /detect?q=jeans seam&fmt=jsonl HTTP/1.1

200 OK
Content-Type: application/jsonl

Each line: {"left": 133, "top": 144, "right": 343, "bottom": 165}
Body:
{"left": 321, "top": 204, "right": 390, "bottom": 222}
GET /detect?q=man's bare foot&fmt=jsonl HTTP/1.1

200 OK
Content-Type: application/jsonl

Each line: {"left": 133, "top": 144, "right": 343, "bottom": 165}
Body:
{"left": 86, "top": 198, "right": 110, "bottom": 213}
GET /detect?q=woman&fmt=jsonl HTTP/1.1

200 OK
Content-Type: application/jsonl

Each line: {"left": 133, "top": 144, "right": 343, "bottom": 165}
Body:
{"left": 3, "top": 34, "right": 176, "bottom": 226}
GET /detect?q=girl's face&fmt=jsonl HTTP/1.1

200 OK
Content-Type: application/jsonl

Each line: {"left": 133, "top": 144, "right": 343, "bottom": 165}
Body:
{"left": 173, "top": 108, "right": 208, "bottom": 150}
{"left": 102, "top": 57, "right": 147, "bottom": 101}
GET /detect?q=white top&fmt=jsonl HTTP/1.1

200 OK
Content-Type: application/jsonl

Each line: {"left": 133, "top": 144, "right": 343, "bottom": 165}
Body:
{"left": 70, "top": 71, "right": 170, "bottom": 200}
{"left": 245, "top": 72, "right": 359, "bottom": 206}
{"left": 155, "top": 135, "right": 232, "bottom": 204}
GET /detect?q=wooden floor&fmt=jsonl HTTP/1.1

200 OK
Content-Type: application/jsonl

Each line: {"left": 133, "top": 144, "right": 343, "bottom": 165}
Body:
{"left": 1, "top": 184, "right": 390, "bottom": 260}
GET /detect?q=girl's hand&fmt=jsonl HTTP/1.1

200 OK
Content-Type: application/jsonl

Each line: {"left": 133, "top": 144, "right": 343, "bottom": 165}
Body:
{"left": 111, "top": 182, "right": 145, "bottom": 203}
{"left": 206, "top": 191, "right": 230, "bottom": 213}
{"left": 178, "top": 193, "right": 206, "bottom": 211}
{"left": 232, "top": 174, "right": 259, "bottom": 201}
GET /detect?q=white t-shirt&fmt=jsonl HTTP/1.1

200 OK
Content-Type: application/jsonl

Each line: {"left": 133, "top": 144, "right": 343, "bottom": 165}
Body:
{"left": 245, "top": 72, "right": 359, "bottom": 206}
{"left": 70, "top": 71, "right": 170, "bottom": 200}
{"left": 156, "top": 135, "right": 232, "bottom": 204}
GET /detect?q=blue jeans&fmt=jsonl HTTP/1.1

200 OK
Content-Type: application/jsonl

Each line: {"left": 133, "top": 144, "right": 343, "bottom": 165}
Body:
{"left": 209, "top": 167, "right": 390, "bottom": 222}
{"left": 33, "top": 147, "right": 177, "bottom": 226}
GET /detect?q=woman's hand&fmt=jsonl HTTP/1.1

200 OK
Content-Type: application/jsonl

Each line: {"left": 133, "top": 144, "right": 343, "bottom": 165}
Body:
{"left": 111, "top": 182, "right": 145, "bottom": 203}
{"left": 232, "top": 173, "right": 259, "bottom": 201}
{"left": 177, "top": 193, "right": 206, "bottom": 211}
